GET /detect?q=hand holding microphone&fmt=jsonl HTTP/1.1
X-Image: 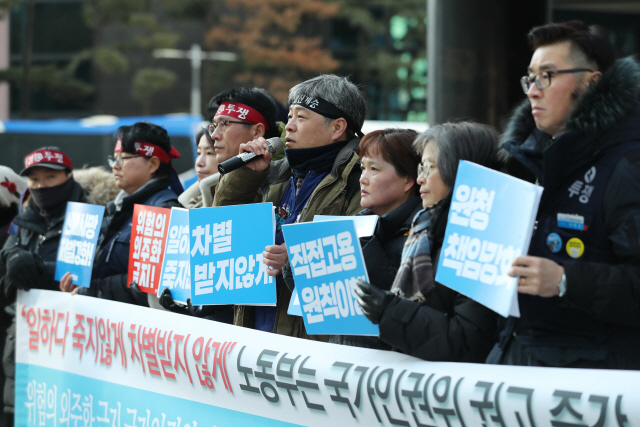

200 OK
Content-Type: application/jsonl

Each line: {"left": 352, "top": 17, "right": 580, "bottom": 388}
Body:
{"left": 218, "top": 136, "right": 284, "bottom": 174}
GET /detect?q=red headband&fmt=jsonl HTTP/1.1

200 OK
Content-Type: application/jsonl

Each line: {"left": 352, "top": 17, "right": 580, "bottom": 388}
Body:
{"left": 24, "top": 149, "right": 72, "bottom": 170}
{"left": 214, "top": 101, "right": 270, "bottom": 131}
{"left": 115, "top": 139, "right": 181, "bottom": 164}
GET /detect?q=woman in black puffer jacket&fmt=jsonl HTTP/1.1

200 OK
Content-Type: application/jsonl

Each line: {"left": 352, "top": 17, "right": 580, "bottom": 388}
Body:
{"left": 331, "top": 128, "right": 422, "bottom": 349}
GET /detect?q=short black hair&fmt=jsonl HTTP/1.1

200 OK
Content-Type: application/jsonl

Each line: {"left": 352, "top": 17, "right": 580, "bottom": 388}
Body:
{"left": 528, "top": 20, "right": 615, "bottom": 73}
{"left": 115, "top": 122, "right": 173, "bottom": 178}
{"left": 208, "top": 87, "right": 278, "bottom": 139}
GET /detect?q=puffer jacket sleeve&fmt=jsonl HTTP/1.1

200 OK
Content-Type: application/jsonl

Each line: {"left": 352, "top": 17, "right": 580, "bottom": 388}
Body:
{"left": 561, "top": 151, "right": 640, "bottom": 327}
{"left": 360, "top": 235, "right": 400, "bottom": 291}
{"left": 378, "top": 285, "right": 498, "bottom": 363}
{"left": 213, "top": 167, "right": 268, "bottom": 207}
{"left": 79, "top": 274, "right": 148, "bottom": 306}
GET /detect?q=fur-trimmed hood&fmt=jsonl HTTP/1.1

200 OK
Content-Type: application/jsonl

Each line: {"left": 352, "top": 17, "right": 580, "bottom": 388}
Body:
{"left": 72, "top": 166, "right": 120, "bottom": 207}
{"left": 502, "top": 56, "right": 640, "bottom": 149}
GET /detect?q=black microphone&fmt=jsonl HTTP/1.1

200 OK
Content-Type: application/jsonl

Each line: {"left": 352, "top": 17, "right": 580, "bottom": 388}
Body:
{"left": 217, "top": 137, "right": 284, "bottom": 175}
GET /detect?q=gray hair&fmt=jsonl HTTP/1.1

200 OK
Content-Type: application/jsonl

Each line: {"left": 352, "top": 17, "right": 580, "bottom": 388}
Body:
{"left": 288, "top": 74, "right": 367, "bottom": 133}
{"left": 413, "top": 122, "right": 501, "bottom": 189}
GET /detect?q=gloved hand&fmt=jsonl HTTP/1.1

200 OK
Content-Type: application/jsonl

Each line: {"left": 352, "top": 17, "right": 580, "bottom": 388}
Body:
{"left": 186, "top": 298, "right": 219, "bottom": 318}
{"left": 3, "top": 246, "right": 46, "bottom": 291}
{"left": 129, "top": 281, "right": 148, "bottom": 306}
{"left": 159, "top": 288, "right": 188, "bottom": 314}
{"left": 354, "top": 278, "right": 395, "bottom": 325}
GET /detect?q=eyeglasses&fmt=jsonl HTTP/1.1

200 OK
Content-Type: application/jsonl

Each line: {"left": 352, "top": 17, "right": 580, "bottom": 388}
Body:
{"left": 207, "top": 120, "right": 249, "bottom": 136}
{"left": 108, "top": 154, "right": 142, "bottom": 168}
{"left": 418, "top": 161, "right": 434, "bottom": 179}
{"left": 520, "top": 68, "right": 593, "bottom": 94}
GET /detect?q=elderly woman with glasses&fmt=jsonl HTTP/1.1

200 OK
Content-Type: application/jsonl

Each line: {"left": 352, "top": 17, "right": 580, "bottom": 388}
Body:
{"left": 61, "top": 122, "right": 183, "bottom": 306}
{"left": 355, "top": 122, "right": 502, "bottom": 363}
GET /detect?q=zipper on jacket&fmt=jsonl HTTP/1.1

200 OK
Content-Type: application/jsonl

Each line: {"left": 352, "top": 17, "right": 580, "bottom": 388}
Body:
{"left": 105, "top": 232, "right": 121, "bottom": 263}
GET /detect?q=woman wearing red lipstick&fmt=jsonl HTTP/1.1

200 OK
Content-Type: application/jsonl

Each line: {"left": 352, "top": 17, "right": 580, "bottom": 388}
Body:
{"left": 331, "top": 128, "right": 422, "bottom": 349}
{"left": 356, "top": 122, "right": 502, "bottom": 362}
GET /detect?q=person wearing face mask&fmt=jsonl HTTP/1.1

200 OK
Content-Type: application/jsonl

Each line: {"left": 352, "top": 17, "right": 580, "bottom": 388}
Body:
{"left": 1, "top": 147, "right": 86, "bottom": 424}
{"left": 330, "top": 129, "right": 422, "bottom": 350}
{"left": 60, "top": 122, "right": 183, "bottom": 306}
{"left": 355, "top": 123, "right": 501, "bottom": 363}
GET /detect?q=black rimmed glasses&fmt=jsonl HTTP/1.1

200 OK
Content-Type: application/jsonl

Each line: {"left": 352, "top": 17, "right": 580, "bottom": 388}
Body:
{"left": 108, "top": 154, "right": 142, "bottom": 168}
{"left": 207, "top": 120, "right": 249, "bottom": 136}
{"left": 520, "top": 68, "right": 593, "bottom": 94}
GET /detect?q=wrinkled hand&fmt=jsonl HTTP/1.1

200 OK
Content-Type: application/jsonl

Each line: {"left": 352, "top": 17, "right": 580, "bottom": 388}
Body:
{"left": 59, "top": 272, "right": 79, "bottom": 293}
{"left": 186, "top": 298, "right": 218, "bottom": 318}
{"left": 354, "top": 279, "right": 395, "bottom": 324}
{"left": 238, "top": 137, "right": 272, "bottom": 172}
{"left": 510, "top": 255, "right": 564, "bottom": 297}
{"left": 263, "top": 243, "right": 288, "bottom": 277}
{"left": 4, "top": 246, "right": 46, "bottom": 291}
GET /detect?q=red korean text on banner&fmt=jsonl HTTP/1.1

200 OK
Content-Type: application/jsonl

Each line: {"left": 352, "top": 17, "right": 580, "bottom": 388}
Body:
{"left": 128, "top": 204, "right": 171, "bottom": 294}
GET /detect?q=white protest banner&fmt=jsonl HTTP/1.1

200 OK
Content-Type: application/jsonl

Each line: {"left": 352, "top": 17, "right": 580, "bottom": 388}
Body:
{"left": 16, "top": 290, "right": 640, "bottom": 427}
{"left": 54, "top": 202, "right": 105, "bottom": 287}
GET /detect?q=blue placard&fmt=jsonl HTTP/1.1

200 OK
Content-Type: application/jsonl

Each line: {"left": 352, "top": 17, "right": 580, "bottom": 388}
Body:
{"left": 434, "top": 161, "right": 543, "bottom": 318}
{"left": 282, "top": 219, "right": 378, "bottom": 336}
{"left": 158, "top": 208, "right": 191, "bottom": 303}
{"left": 189, "top": 203, "right": 275, "bottom": 305}
{"left": 54, "top": 202, "right": 105, "bottom": 287}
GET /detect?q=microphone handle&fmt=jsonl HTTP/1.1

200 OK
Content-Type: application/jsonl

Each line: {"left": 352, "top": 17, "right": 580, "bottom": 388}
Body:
{"left": 218, "top": 151, "right": 261, "bottom": 175}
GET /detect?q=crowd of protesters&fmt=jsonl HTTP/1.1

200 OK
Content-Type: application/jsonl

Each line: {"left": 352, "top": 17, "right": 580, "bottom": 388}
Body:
{"left": 2, "top": 18, "right": 640, "bottom": 427}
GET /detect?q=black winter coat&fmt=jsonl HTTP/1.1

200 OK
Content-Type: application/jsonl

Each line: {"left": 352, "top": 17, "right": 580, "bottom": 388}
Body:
{"left": 377, "top": 196, "right": 498, "bottom": 363}
{"left": 79, "top": 177, "right": 179, "bottom": 305}
{"left": 2, "top": 180, "right": 86, "bottom": 414}
{"left": 493, "top": 57, "right": 640, "bottom": 369}
{"left": 330, "top": 196, "right": 422, "bottom": 349}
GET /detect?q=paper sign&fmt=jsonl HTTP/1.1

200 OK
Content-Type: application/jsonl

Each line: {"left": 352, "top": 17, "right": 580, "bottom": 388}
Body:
{"left": 189, "top": 203, "right": 275, "bottom": 305}
{"left": 287, "top": 291, "right": 302, "bottom": 316}
{"left": 314, "top": 214, "right": 378, "bottom": 238}
{"left": 55, "top": 202, "right": 105, "bottom": 287}
{"left": 435, "top": 161, "right": 543, "bottom": 317}
{"left": 157, "top": 208, "right": 191, "bottom": 303}
{"left": 127, "top": 204, "right": 171, "bottom": 294}
{"left": 282, "top": 219, "right": 378, "bottom": 336}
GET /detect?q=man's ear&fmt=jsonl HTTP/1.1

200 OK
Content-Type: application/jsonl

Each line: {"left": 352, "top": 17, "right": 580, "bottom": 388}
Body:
{"left": 148, "top": 156, "right": 161, "bottom": 175}
{"left": 590, "top": 70, "right": 602, "bottom": 84}
{"left": 252, "top": 123, "right": 266, "bottom": 139}
{"left": 331, "top": 118, "right": 349, "bottom": 142}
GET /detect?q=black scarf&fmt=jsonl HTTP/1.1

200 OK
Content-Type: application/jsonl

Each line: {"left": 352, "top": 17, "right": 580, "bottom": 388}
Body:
{"left": 30, "top": 176, "right": 75, "bottom": 217}
{"left": 285, "top": 139, "right": 349, "bottom": 179}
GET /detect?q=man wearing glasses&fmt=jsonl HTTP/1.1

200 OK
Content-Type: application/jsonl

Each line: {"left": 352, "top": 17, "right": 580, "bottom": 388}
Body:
{"left": 214, "top": 74, "right": 367, "bottom": 339}
{"left": 488, "top": 20, "right": 640, "bottom": 369}
{"left": 207, "top": 87, "right": 280, "bottom": 167}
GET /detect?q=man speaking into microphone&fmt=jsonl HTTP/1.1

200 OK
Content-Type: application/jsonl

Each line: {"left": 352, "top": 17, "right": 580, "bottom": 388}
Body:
{"left": 214, "top": 74, "right": 367, "bottom": 340}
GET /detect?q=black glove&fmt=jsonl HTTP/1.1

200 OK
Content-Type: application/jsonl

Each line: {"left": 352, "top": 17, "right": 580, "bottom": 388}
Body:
{"left": 129, "top": 281, "right": 149, "bottom": 306}
{"left": 354, "top": 278, "right": 395, "bottom": 325}
{"left": 159, "top": 288, "right": 188, "bottom": 314}
{"left": 4, "top": 246, "right": 46, "bottom": 291}
{"left": 186, "top": 298, "right": 219, "bottom": 318}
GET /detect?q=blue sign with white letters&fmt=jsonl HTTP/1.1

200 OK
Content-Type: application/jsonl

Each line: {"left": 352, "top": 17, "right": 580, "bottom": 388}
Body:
{"left": 158, "top": 208, "right": 191, "bottom": 304}
{"left": 54, "top": 202, "right": 105, "bottom": 287}
{"left": 189, "top": 203, "right": 275, "bottom": 305}
{"left": 435, "top": 161, "right": 543, "bottom": 318}
{"left": 282, "top": 219, "right": 378, "bottom": 336}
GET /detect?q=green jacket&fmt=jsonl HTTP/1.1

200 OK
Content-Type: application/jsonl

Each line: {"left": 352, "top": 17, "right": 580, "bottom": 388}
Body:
{"left": 213, "top": 137, "right": 363, "bottom": 340}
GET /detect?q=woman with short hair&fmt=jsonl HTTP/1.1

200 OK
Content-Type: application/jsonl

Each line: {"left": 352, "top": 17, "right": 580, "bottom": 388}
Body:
{"left": 331, "top": 128, "right": 422, "bottom": 349}
{"left": 178, "top": 128, "right": 220, "bottom": 209}
{"left": 356, "top": 122, "right": 502, "bottom": 362}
